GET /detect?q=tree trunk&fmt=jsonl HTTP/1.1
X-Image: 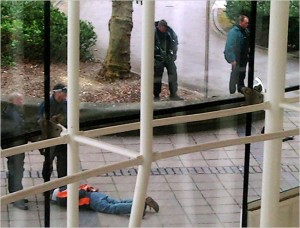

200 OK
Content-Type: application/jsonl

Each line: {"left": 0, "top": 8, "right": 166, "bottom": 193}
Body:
{"left": 100, "top": 1, "right": 133, "bottom": 80}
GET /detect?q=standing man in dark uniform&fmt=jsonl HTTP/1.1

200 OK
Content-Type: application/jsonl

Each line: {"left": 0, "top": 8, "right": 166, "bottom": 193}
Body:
{"left": 1, "top": 92, "right": 28, "bottom": 210}
{"left": 224, "top": 15, "right": 250, "bottom": 94}
{"left": 37, "top": 84, "right": 67, "bottom": 187}
{"left": 154, "top": 19, "right": 183, "bottom": 101}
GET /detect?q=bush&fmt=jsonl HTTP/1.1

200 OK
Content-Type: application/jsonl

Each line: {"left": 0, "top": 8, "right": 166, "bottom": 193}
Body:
{"left": 1, "top": 1, "right": 97, "bottom": 66}
{"left": 225, "top": 0, "right": 299, "bottom": 52}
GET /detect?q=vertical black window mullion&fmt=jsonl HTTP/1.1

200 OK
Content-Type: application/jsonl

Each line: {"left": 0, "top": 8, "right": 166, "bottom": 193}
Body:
{"left": 242, "top": 1, "right": 257, "bottom": 227}
{"left": 43, "top": 1, "right": 51, "bottom": 227}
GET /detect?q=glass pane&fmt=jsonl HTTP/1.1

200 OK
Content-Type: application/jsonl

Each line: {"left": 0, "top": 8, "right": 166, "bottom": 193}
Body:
{"left": 1, "top": 1, "right": 299, "bottom": 227}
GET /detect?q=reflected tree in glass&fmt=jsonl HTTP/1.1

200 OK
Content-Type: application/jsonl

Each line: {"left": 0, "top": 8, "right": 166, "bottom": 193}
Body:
{"left": 99, "top": 1, "right": 133, "bottom": 80}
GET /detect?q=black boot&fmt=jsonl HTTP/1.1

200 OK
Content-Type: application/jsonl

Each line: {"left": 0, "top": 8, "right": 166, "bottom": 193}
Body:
{"left": 145, "top": 196, "right": 159, "bottom": 212}
{"left": 13, "top": 199, "right": 28, "bottom": 210}
{"left": 169, "top": 94, "right": 183, "bottom": 101}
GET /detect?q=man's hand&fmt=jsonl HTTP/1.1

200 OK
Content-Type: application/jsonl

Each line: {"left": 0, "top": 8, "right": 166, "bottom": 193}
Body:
{"left": 51, "top": 114, "right": 64, "bottom": 124}
{"left": 172, "top": 54, "right": 177, "bottom": 61}
{"left": 39, "top": 118, "right": 63, "bottom": 139}
{"left": 231, "top": 61, "right": 237, "bottom": 69}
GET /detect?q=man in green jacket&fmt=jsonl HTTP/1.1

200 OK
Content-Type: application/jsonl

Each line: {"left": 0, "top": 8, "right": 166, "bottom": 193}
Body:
{"left": 224, "top": 15, "right": 250, "bottom": 94}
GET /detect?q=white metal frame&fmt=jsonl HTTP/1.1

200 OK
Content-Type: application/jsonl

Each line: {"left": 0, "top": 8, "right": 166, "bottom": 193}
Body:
{"left": 66, "top": 1, "right": 80, "bottom": 226}
{"left": 129, "top": 1, "right": 155, "bottom": 226}
{"left": 260, "top": 1, "right": 293, "bottom": 227}
{"left": 0, "top": 0, "right": 299, "bottom": 227}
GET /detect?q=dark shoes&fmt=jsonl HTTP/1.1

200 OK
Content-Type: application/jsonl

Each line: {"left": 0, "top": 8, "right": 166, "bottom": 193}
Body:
{"left": 145, "top": 196, "right": 159, "bottom": 212}
{"left": 13, "top": 199, "right": 28, "bottom": 210}
{"left": 169, "top": 94, "right": 183, "bottom": 101}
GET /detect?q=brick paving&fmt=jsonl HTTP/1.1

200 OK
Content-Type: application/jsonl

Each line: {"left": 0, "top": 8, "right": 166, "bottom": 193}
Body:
{"left": 2, "top": 164, "right": 298, "bottom": 179}
{"left": 1, "top": 109, "right": 299, "bottom": 227}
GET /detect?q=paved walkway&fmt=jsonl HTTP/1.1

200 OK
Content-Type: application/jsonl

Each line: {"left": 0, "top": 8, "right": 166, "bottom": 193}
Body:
{"left": 1, "top": 99, "right": 299, "bottom": 227}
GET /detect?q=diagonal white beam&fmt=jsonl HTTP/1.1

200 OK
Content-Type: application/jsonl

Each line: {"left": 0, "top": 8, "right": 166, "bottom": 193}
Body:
{"left": 73, "top": 135, "right": 139, "bottom": 158}
{"left": 1, "top": 157, "right": 143, "bottom": 206}
{"left": 283, "top": 96, "right": 299, "bottom": 104}
{"left": 279, "top": 103, "right": 300, "bottom": 112}
{"left": 83, "top": 102, "right": 269, "bottom": 137}
{"left": 154, "top": 128, "right": 299, "bottom": 160}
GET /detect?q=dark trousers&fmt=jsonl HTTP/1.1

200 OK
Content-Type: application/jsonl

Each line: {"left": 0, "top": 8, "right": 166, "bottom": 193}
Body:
{"left": 90, "top": 192, "right": 133, "bottom": 214}
{"left": 7, "top": 153, "right": 25, "bottom": 193}
{"left": 230, "top": 62, "right": 247, "bottom": 93}
{"left": 42, "top": 144, "right": 67, "bottom": 181}
{"left": 154, "top": 60, "right": 178, "bottom": 97}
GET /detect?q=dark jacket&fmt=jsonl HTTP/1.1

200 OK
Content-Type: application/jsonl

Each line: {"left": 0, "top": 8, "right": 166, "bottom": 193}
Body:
{"left": 37, "top": 95, "right": 67, "bottom": 126}
{"left": 224, "top": 25, "right": 249, "bottom": 64}
{"left": 154, "top": 21, "right": 178, "bottom": 62}
{"left": 1, "top": 103, "right": 26, "bottom": 149}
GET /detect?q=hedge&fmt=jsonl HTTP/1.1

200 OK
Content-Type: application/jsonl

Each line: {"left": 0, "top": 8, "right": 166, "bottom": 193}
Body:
{"left": 1, "top": 1, "right": 97, "bottom": 66}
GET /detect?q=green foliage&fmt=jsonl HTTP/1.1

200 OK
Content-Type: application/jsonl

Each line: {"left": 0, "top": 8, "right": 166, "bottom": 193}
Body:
{"left": 80, "top": 20, "right": 97, "bottom": 61}
{"left": 225, "top": 0, "right": 299, "bottom": 51}
{"left": 1, "top": 1, "right": 97, "bottom": 66}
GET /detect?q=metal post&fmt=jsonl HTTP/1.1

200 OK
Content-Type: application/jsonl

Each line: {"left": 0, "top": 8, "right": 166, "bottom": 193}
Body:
{"left": 242, "top": 2, "right": 257, "bottom": 227}
{"left": 43, "top": 1, "right": 51, "bottom": 227}
{"left": 204, "top": 0, "right": 210, "bottom": 97}
{"left": 67, "top": 1, "right": 80, "bottom": 227}
{"left": 260, "top": 1, "right": 289, "bottom": 227}
{"left": 128, "top": 0, "right": 155, "bottom": 227}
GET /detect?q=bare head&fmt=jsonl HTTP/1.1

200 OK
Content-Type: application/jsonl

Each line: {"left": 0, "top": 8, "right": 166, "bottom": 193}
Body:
{"left": 8, "top": 92, "right": 24, "bottom": 106}
{"left": 157, "top": 19, "right": 168, "bottom": 33}
{"left": 238, "top": 15, "right": 249, "bottom": 29}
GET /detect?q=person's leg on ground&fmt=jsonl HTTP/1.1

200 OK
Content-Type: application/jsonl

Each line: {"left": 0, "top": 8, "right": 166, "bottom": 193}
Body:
{"left": 89, "top": 192, "right": 132, "bottom": 214}
{"left": 121, "top": 199, "right": 133, "bottom": 204}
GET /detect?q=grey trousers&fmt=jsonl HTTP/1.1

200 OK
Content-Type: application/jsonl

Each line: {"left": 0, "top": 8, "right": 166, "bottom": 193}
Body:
{"left": 7, "top": 153, "right": 25, "bottom": 193}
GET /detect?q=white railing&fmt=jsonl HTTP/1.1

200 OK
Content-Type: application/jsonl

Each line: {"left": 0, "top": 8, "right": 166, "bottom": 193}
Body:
{"left": 1, "top": 1, "right": 299, "bottom": 227}
{"left": 0, "top": 102, "right": 270, "bottom": 159}
{"left": 1, "top": 101, "right": 299, "bottom": 206}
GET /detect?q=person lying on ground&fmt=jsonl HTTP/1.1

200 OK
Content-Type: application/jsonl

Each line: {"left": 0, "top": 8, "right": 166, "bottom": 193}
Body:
{"left": 51, "top": 184, "right": 159, "bottom": 217}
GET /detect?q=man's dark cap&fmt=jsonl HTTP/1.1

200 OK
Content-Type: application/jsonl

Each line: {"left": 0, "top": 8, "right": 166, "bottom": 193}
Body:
{"left": 158, "top": 19, "right": 168, "bottom": 27}
{"left": 53, "top": 83, "right": 67, "bottom": 93}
